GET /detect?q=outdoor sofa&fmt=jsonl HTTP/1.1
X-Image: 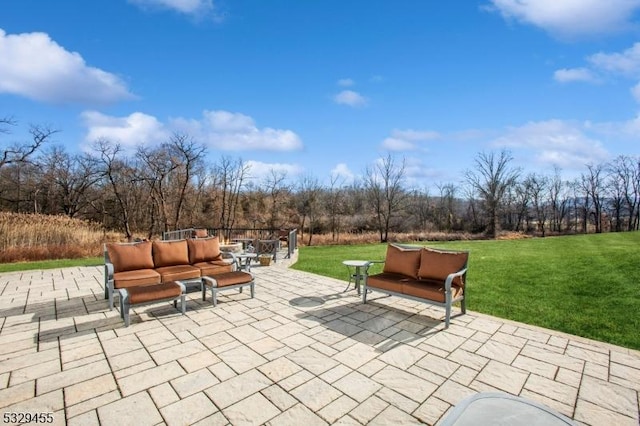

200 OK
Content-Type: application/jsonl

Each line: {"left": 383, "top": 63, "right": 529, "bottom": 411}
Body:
{"left": 104, "top": 237, "right": 254, "bottom": 325}
{"left": 363, "top": 243, "right": 469, "bottom": 328}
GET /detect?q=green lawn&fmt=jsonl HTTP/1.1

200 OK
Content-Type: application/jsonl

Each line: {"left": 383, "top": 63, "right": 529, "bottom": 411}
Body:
{"left": 292, "top": 232, "right": 640, "bottom": 350}
{"left": 0, "top": 257, "right": 102, "bottom": 273}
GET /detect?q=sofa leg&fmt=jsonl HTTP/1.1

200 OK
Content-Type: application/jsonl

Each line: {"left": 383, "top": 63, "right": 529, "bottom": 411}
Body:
{"left": 250, "top": 283, "right": 255, "bottom": 299}
{"left": 445, "top": 304, "right": 451, "bottom": 329}
{"left": 362, "top": 285, "right": 368, "bottom": 303}
{"left": 461, "top": 298, "right": 466, "bottom": 314}
{"left": 120, "top": 289, "right": 131, "bottom": 327}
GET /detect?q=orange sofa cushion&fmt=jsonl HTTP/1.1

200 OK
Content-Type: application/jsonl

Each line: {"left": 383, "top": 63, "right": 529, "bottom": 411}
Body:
{"left": 193, "top": 260, "right": 233, "bottom": 276}
{"left": 113, "top": 269, "right": 161, "bottom": 288}
{"left": 107, "top": 241, "right": 154, "bottom": 273}
{"left": 153, "top": 240, "right": 190, "bottom": 268}
{"left": 155, "top": 265, "right": 201, "bottom": 282}
{"left": 187, "top": 237, "right": 222, "bottom": 264}
{"left": 403, "top": 280, "right": 463, "bottom": 303}
{"left": 418, "top": 248, "right": 468, "bottom": 284}
{"left": 366, "top": 272, "right": 407, "bottom": 293}
{"left": 383, "top": 244, "right": 421, "bottom": 279}
{"left": 126, "top": 282, "right": 182, "bottom": 304}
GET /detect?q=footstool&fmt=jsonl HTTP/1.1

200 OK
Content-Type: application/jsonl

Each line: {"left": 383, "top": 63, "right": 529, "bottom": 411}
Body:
{"left": 118, "top": 281, "right": 186, "bottom": 327}
{"left": 202, "top": 271, "right": 255, "bottom": 306}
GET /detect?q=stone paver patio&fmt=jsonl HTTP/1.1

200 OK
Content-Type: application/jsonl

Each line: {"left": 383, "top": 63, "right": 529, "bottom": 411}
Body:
{"left": 1, "top": 253, "right": 639, "bottom": 425}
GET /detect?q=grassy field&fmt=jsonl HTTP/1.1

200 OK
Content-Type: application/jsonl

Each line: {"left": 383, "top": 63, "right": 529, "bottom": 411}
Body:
{"left": 0, "top": 257, "right": 102, "bottom": 273}
{"left": 292, "top": 232, "right": 640, "bottom": 351}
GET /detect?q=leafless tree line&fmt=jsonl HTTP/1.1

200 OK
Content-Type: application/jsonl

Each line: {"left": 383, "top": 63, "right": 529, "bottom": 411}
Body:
{"left": 1, "top": 118, "right": 639, "bottom": 242}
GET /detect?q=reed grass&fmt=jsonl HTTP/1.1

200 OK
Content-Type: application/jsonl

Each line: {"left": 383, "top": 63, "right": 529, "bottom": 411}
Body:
{"left": 0, "top": 212, "right": 118, "bottom": 263}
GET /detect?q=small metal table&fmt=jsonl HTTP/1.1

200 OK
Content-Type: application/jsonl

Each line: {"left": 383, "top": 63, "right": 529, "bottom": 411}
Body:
{"left": 236, "top": 253, "right": 257, "bottom": 272}
{"left": 342, "top": 260, "right": 368, "bottom": 295}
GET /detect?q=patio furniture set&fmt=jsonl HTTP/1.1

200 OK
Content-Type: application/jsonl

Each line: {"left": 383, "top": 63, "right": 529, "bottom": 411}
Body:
{"left": 104, "top": 237, "right": 256, "bottom": 326}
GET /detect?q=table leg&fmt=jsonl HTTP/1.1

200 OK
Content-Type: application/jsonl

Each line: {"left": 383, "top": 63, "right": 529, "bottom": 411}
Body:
{"left": 355, "top": 266, "right": 361, "bottom": 295}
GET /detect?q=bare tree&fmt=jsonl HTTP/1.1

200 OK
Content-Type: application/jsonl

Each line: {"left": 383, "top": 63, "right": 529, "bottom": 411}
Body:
{"left": 40, "top": 146, "right": 102, "bottom": 218}
{"left": 216, "top": 156, "right": 249, "bottom": 231}
{"left": 464, "top": 150, "right": 520, "bottom": 239}
{"left": 136, "top": 145, "right": 179, "bottom": 234}
{"left": 436, "top": 183, "right": 457, "bottom": 232}
{"left": 295, "top": 174, "right": 322, "bottom": 245}
{"left": 363, "top": 153, "right": 408, "bottom": 243}
{"left": 93, "top": 139, "right": 140, "bottom": 240}
{"left": 0, "top": 119, "right": 56, "bottom": 170}
{"left": 262, "top": 169, "right": 290, "bottom": 230}
{"left": 167, "top": 133, "right": 206, "bottom": 230}
{"left": 548, "top": 166, "right": 569, "bottom": 233}
{"left": 580, "top": 163, "right": 606, "bottom": 233}
{"left": 608, "top": 155, "right": 640, "bottom": 231}
{"left": 526, "top": 173, "right": 549, "bottom": 236}
{"left": 326, "top": 173, "right": 346, "bottom": 242}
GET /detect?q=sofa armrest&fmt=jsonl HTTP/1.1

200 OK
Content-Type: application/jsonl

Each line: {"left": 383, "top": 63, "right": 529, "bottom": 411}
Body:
{"left": 104, "top": 261, "right": 114, "bottom": 283}
{"left": 444, "top": 267, "right": 468, "bottom": 291}
{"left": 221, "top": 252, "right": 239, "bottom": 271}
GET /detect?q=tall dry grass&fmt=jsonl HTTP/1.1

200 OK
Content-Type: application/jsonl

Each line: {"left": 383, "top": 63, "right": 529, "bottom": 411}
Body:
{"left": 300, "top": 231, "right": 480, "bottom": 246}
{"left": 0, "top": 213, "right": 119, "bottom": 262}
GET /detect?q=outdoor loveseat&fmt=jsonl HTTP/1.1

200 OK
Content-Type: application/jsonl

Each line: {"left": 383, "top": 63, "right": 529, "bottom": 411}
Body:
{"left": 363, "top": 244, "right": 469, "bottom": 328}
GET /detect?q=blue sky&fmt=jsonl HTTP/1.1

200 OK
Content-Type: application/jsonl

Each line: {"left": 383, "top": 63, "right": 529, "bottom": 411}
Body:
{"left": 2, "top": 0, "right": 640, "bottom": 189}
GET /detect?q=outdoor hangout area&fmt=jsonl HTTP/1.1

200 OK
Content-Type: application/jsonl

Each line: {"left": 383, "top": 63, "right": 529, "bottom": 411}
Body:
{"left": 0, "top": 241, "right": 639, "bottom": 425}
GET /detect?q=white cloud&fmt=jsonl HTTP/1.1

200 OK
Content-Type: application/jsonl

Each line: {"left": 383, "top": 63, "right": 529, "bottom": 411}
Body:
{"left": 245, "top": 160, "right": 303, "bottom": 181}
{"left": 337, "top": 78, "right": 354, "bottom": 87}
{"left": 492, "top": 119, "right": 610, "bottom": 170}
{"left": 382, "top": 138, "right": 416, "bottom": 151}
{"left": 553, "top": 68, "right": 598, "bottom": 83}
{"left": 404, "top": 157, "right": 441, "bottom": 187}
{"left": 82, "top": 109, "right": 302, "bottom": 152}
{"left": 553, "top": 42, "right": 640, "bottom": 102}
{"left": 174, "top": 110, "right": 303, "bottom": 151}
{"left": 129, "top": 0, "right": 216, "bottom": 16}
{"left": 330, "top": 163, "right": 356, "bottom": 183}
{"left": 381, "top": 128, "right": 440, "bottom": 151}
{"left": 82, "top": 111, "right": 168, "bottom": 148}
{"left": 487, "top": 0, "right": 640, "bottom": 38}
{"left": 333, "top": 90, "right": 368, "bottom": 107}
{"left": 0, "top": 29, "right": 134, "bottom": 105}
{"left": 631, "top": 82, "right": 640, "bottom": 102}
{"left": 588, "top": 42, "right": 640, "bottom": 76}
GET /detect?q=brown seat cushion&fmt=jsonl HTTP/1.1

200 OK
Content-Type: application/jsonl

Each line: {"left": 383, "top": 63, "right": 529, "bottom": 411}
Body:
{"left": 193, "top": 260, "right": 233, "bottom": 276}
{"left": 383, "top": 244, "right": 421, "bottom": 279}
{"left": 402, "top": 279, "right": 463, "bottom": 303}
{"left": 204, "top": 271, "right": 253, "bottom": 288}
{"left": 187, "top": 237, "right": 222, "bottom": 263}
{"left": 366, "top": 272, "right": 407, "bottom": 293}
{"left": 418, "top": 248, "right": 468, "bottom": 286}
{"left": 153, "top": 240, "right": 190, "bottom": 268}
{"left": 113, "top": 269, "right": 161, "bottom": 289}
{"left": 155, "top": 265, "right": 201, "bottom": 282}
{"left": 126, "top": 282, "right": 182, "bottom": 304}
{"left": 107, "top": 241, "right": 154, "bottom": 273}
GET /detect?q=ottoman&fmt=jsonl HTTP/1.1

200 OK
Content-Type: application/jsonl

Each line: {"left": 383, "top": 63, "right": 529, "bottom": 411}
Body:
{"left": 119, "top": 281, "right": 186, "bottom": 327}
{"left": 202, "top": 271, "right": 255, "bottom": 306}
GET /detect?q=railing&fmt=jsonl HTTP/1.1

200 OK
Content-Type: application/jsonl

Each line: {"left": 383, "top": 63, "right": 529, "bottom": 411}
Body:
{"left": 162, "top": 227, "right": 298, "bottom": 261}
